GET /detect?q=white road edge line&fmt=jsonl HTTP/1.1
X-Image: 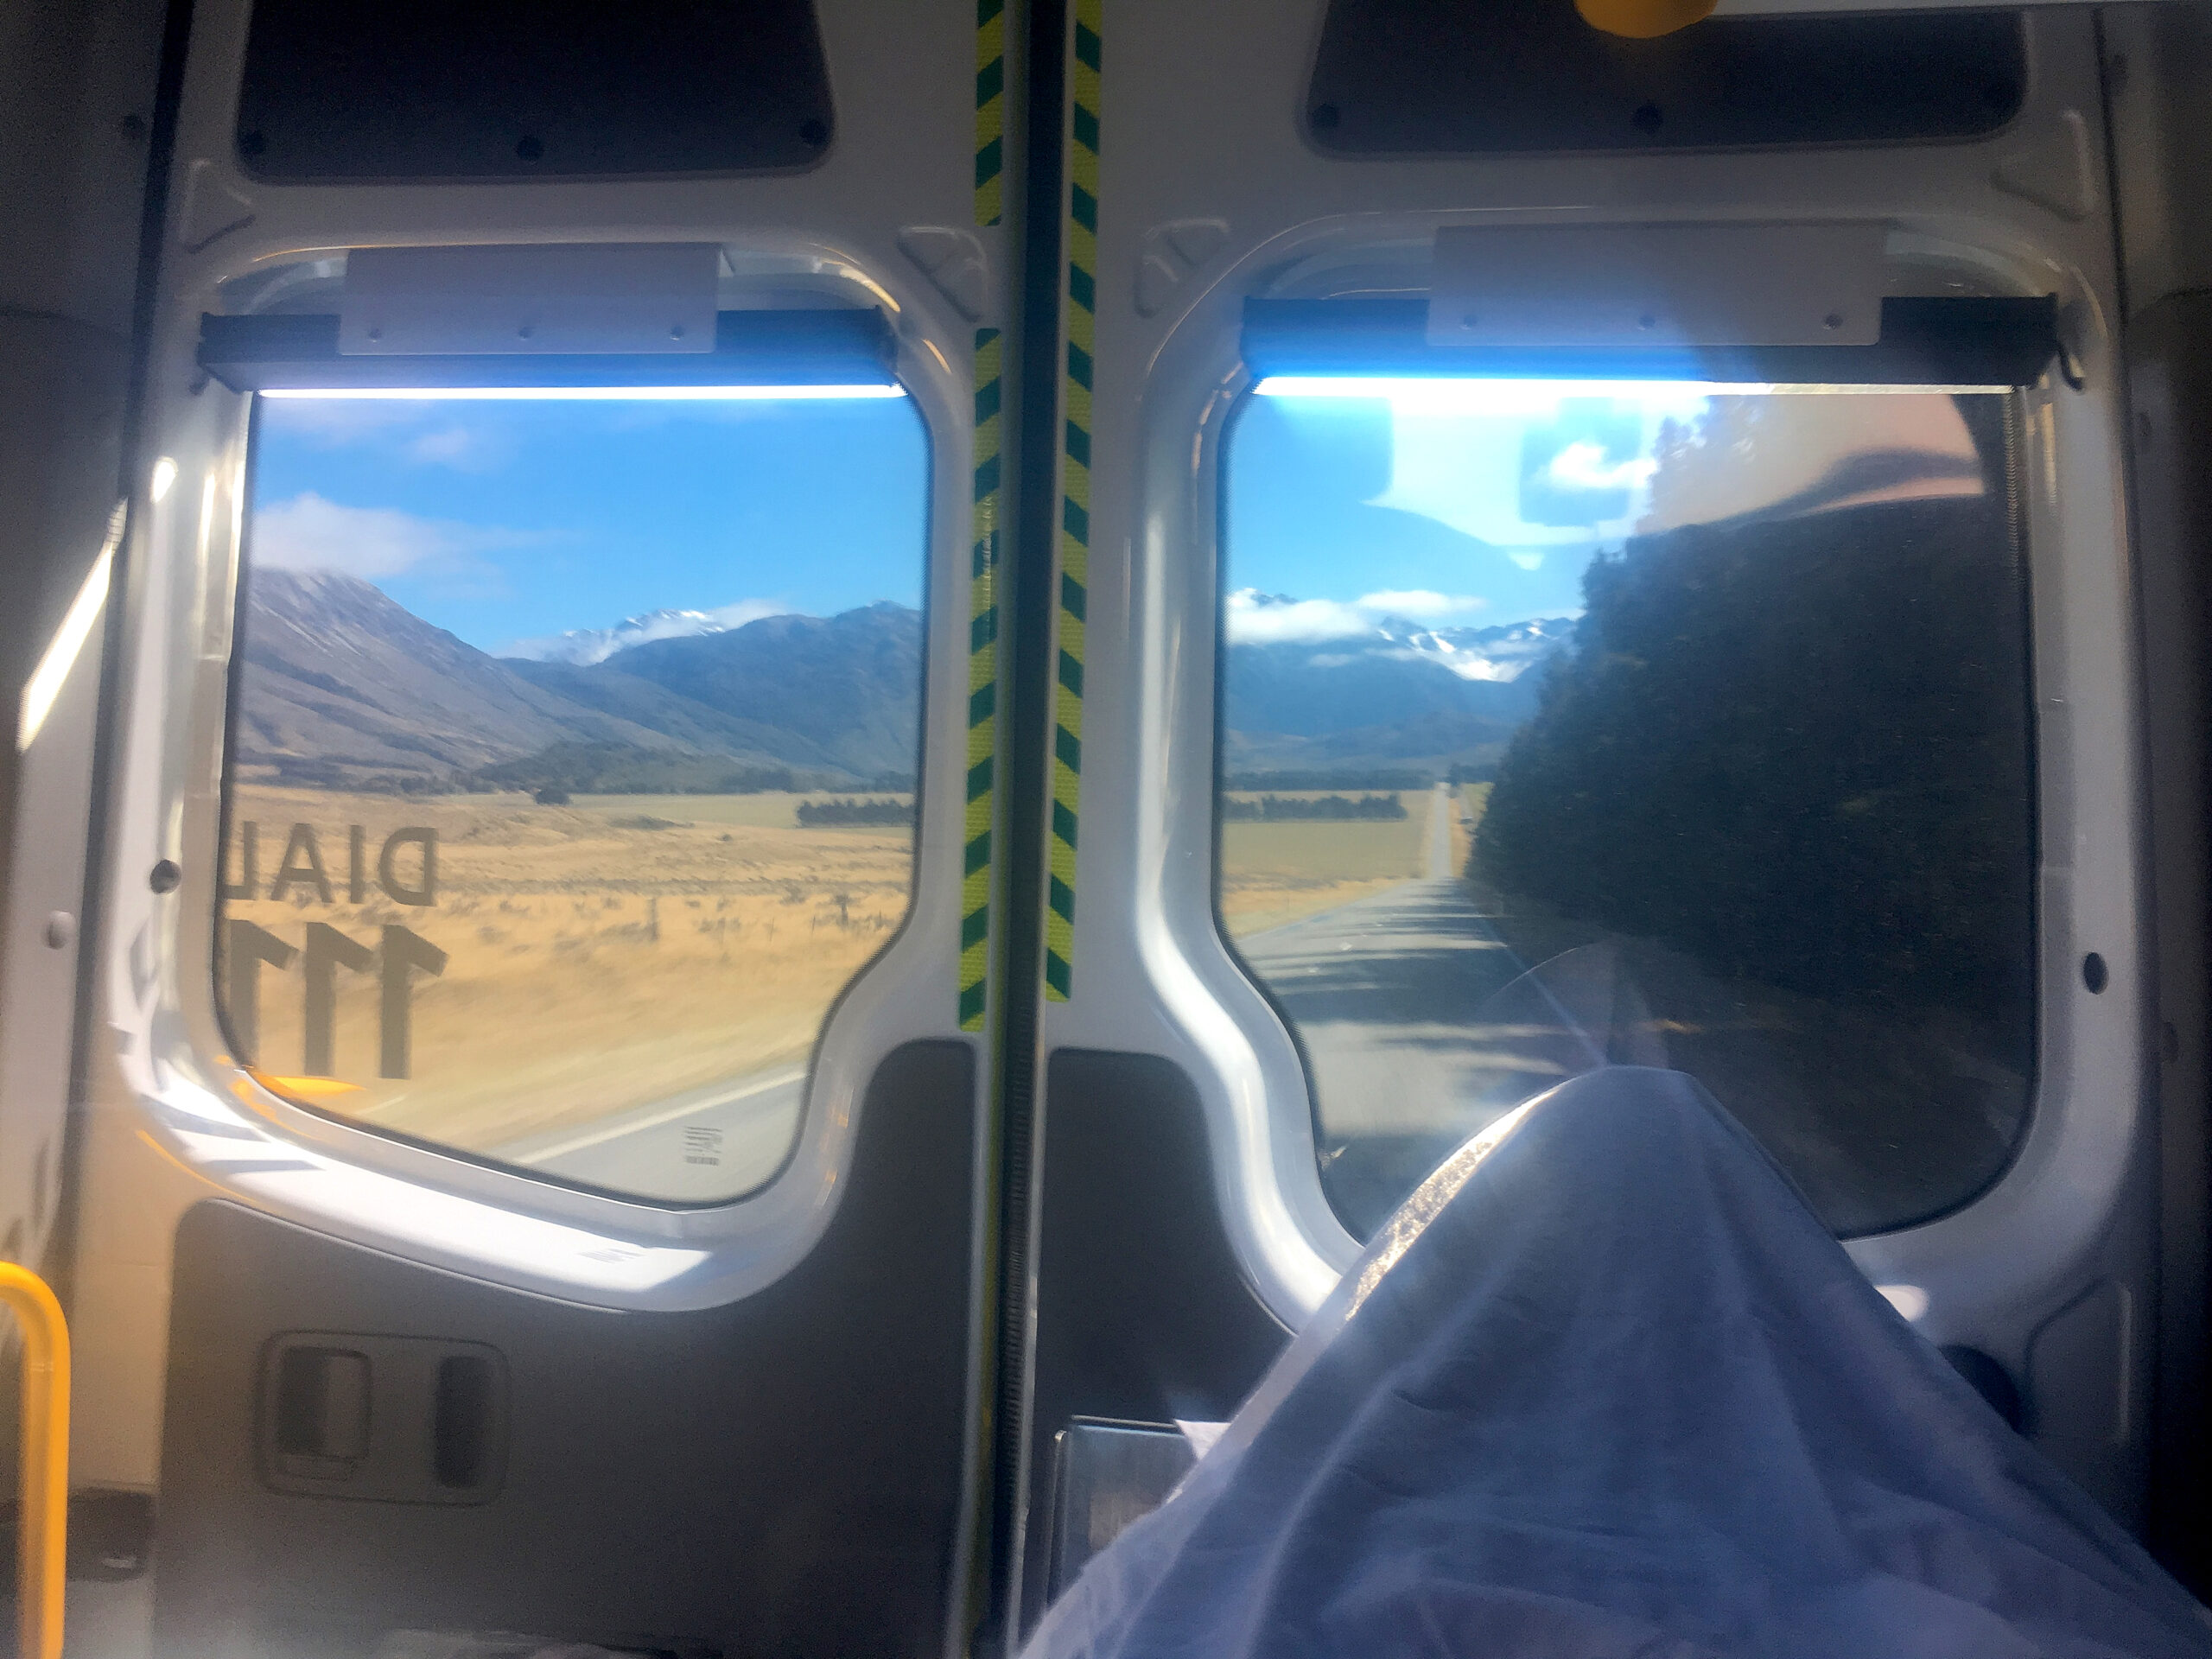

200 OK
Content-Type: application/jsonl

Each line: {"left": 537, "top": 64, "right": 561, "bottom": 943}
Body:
{"left": 511, "top": 1065, "right": 809, "bottom": 1165}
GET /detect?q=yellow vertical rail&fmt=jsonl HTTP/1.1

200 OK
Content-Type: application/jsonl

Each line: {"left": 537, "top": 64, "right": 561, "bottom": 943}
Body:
{"left": 0, "top": 1265, "right": 67, "bottom": 1659}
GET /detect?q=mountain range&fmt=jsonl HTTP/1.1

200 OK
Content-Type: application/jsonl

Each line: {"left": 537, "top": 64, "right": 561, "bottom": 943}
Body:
{"left": 1223, "top": 598, "right": 1573, "bottom": 774}
{"left": 232, "top": 570, "right": 1573, "bottom": 793}
{"left": 234, "top": 569, "right": 922, "bottom": 791}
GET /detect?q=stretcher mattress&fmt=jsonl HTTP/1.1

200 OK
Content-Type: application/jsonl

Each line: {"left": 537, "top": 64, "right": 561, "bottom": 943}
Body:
{"left": 1025, "top": 1066, "right": 2212, "bottom": 1659}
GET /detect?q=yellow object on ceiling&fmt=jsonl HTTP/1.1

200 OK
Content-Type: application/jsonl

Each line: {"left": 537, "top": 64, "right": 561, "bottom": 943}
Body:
{"left": 1576, "top": 0, "right": 1718, "bottom": 38}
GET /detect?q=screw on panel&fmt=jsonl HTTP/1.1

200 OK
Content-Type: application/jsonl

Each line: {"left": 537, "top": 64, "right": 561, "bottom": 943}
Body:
{"left": 149, "top": 860, "right": 181, "bottom": 893}
{"left": 2082, "top": 952, "right": 2109, "bottom": 994}
{"left": 41, "top": 913, "right": 73, "bottom": 950}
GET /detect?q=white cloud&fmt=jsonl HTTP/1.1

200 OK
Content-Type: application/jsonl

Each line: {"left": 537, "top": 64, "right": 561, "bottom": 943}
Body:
{"left": 708, "top": 598, "right": 787, "bottom": 629}
{"left": 260, "top": 400, "right": 427, "bottom": 442}
{"left": 1224, "top": 591, "right": 1371, "bottom": 645}
{"left": 1352, "top": 589, "right": 1488, "bottom": 619}
{"left": 404, "top": 425, "right": 493, "bottom": 469}
{"left": 1545, "top": 441, "right": 1658, "bottom": 494}
{"left": 1226, "top": 587, "right": 1497, "bottom": 643}
{"left": 252, "top": 492, "right": 524, "bottom": 581}
{"left": 1371, "top": 403, "right": 1674, "bottom": 547}
{"left": 257, "top": 401, "right": 507, "bottom": 472}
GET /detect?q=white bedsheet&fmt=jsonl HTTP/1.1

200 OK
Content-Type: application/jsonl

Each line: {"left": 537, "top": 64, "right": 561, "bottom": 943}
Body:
{"left": 1025, "top": 1066, "right": 2212, "bottom": 1658}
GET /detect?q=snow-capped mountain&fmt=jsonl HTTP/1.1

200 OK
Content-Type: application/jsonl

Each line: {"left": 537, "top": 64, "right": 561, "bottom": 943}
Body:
{"left": 1372, "top": 615, "right": 1577, "bottom": 684}
{"left": 1222, "top": 593, "right": 1576, "bottom": 772}
{"left": 1226, "top": 590, "right": 1574, "bottom": 683}
{"left": 505, "top": 607, "right": 737, "bottom": 666}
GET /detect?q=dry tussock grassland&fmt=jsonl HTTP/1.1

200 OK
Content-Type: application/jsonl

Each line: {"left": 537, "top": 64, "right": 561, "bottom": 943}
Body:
{"left": 1218, "top": 789, "right": 1441, "bottom": 938}
{"left": 218, "top": 784, "right": 1459, "bottom": 1156}
{"left": 219, "top": 785, "right": 912, "bottom": 1156}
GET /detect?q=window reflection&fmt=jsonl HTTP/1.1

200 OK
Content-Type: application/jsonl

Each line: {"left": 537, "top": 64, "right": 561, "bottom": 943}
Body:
{"left": 1222, "top": 380, "right": 2031, "bottom": 1241}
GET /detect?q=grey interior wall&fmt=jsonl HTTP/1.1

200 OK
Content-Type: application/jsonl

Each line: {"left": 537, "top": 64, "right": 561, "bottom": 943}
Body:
{"left": 0, "top": 0, "right": 168, "bottom": 1525}
{"left": 2103, "top": 0, "right": 2212, "bottom": 1591}
{"left": 2106, "top": 5, "right": 2212, "bottom": 316}
{"left": 0, "top": 0, "right": 166, "bottom": 938}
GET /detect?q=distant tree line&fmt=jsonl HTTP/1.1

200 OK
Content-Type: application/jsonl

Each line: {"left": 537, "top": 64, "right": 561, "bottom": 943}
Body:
{"left": 798, "top": 798, "right": 914, "bottom": 826}
{"left": 260, "top": 744, "right": 926, "bottom": 800}
{"left": 1472, "top": 462, "right": 2034, "bottom": 1034}
{"left": 1224, "top": 768, "right": 1432, "bottom": 791}
{"left": 258, "top": 759, "right": 460, "bottom": 796}
{"left": 1222, "top": 792, "right": 1408, "bottom": 823}
{"left": 463, "top": 743, "right": 913, "bottom": 798}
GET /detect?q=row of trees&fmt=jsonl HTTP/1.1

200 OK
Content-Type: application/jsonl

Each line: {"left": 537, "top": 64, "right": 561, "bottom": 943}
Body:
{"left": 1474, "top": 476, "right": 2034, "bottom": 1036}
{"left": 797, "top": 798, "right": 914, "bottom": 827}
{"left": 1223, "top": 767, "right": 1432, "bottom": 791}
{"left": 462, "top": 743, "right": 912, "bottom": 798}
{"left": 1221, "top": 792, "right": 1409, "bottom": 823}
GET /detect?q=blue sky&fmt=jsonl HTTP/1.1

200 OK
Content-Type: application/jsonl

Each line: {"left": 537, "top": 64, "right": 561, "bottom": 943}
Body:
{"left": 250, "top": 385, "right": 1635, "bottom": 660}
{"left": 1224, "top": 384, "right": 1992, "bottom": 643}
{"left": 1224, "top": 391, "right": 1669, "bottom": 638}
{"left": 251, "top": 381, "right": 1901, "bottom": 657}
{"left": 249, "top": 395, "right": 931, "bottom": 655}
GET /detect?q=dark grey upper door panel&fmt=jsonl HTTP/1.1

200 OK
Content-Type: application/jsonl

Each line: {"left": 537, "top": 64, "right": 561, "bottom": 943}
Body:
{"left": 155, "top": 1041, "right": 976, "bottom": 1659}
{"left": 235, "top": 0, "right": 836, "bottom": 181}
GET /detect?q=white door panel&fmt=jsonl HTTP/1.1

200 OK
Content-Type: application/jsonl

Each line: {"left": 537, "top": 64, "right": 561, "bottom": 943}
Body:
{"left": 1034, "top": 0, "right": 2150, "bottom": 1518}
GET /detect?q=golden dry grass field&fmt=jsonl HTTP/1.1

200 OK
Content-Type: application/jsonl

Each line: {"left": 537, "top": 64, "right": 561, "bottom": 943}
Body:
{"left": 1218, "top": 789, "right": 1440, "bottom": 938}
{"left": 217, "top": 785, "right": 913, "bottom": 1158}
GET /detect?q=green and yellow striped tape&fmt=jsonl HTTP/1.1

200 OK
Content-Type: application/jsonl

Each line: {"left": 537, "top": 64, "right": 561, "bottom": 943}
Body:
{"left": 975, "top": 0, "right": 1005, "bottom": 226}
{"left": 960, "top": 0, "right": 1007, "bottom": 1031}
{"left": 961, "top": 328, "right": 1001, "bottom": 1030}
{"left": 1045, "top": 0, "right": 1100, "bottom": 1001}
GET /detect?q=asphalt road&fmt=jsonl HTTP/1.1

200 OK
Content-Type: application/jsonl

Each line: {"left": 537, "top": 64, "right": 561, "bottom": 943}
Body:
{"left": 496, "top": 1063, "right": 807, "bottom": 1202}
{"left": 1236, "top": 785, "right": 1548, "bottom": 1234}
{"left": 1423, "top": 779, "right": 1452, "bottom": 881}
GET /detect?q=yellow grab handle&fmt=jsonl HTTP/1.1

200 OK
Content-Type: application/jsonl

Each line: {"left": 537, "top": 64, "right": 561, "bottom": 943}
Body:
{"left": 0, "top": 1264, "right": 68, "bottom": 1659}
{"left": 1575, "top": 0, "right": 1717, "bottom": 38}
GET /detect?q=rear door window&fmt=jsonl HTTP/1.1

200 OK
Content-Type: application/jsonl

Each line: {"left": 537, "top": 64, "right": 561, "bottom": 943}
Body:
{"left": 218, "top": 386, "right": 928, "bottom": 1203}
{"left": 1220, "top": 378, "right": 2034, "bottom": 1240}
